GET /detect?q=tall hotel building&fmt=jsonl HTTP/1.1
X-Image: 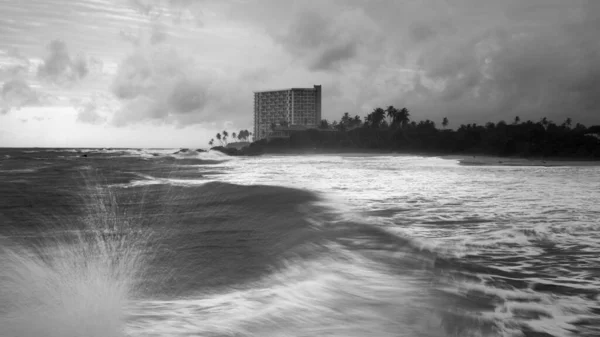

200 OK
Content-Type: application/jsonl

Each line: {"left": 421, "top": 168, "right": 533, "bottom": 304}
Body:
{"left": 253, "top": 85, "right": 322, "bottom": 140}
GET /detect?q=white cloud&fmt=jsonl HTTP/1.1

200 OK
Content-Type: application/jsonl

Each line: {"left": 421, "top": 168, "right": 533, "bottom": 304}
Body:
{"left": 1, "top": 79, "right": 42, "bottom": 113}
{"left": 0, "top": 49, "right": 32, "bottom": 80}
{"left": 73, "top": 93, "right": 115, "bottom": 125}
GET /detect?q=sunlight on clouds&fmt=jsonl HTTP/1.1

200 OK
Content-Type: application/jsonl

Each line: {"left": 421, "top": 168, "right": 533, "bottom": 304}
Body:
{"left": 0, "top": 105, "right": 217, "bottom": 148}
{"left": 0, "top": 107, "right": 76, "bottom": 147}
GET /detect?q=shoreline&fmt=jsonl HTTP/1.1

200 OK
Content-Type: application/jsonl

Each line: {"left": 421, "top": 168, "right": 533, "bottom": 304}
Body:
{"left": 209, "top": 145, "right": 600, "bottom": 167}
{"left": 440, "top": 154, "right": 600, "bottom": 167}
{"left": 255, "top": 149, "right": 600, "bottom": 167}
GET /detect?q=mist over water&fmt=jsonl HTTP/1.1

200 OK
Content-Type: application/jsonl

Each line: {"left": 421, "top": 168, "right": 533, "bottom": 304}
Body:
{"left": 0, "top": 149, "right": 599, "bottom": 336}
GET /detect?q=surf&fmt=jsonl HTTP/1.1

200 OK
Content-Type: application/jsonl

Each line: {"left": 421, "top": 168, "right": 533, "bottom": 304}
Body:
{"left": 0, "top": 182, "right": 152, "bottom": 337}
{"left": 0, "top": 175, "right": 469, "bottom": 337}
{"left": 3, "top": 152, "right": 597, "bottom": 336}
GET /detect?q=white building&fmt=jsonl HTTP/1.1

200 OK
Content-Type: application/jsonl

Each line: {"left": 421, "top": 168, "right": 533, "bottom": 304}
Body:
{"left": 253, "top": 85, "right": 322, "bottom": 140}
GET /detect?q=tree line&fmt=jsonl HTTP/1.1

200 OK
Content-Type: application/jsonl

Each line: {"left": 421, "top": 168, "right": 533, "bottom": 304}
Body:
{"left": 208, "top": 129, "right": 252, "bottom": 147}
{"left": 250, "top": 106, "right": 600, "bottom": 158}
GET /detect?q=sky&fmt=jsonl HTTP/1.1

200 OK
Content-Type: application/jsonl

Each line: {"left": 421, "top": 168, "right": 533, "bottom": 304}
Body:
{"left": 0, "top": 0, "right": 599, "bottom": 148}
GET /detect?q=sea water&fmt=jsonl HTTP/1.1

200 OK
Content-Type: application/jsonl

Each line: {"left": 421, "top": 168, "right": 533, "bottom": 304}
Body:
{"left": 0, "top": 149, "right": 598, "bottom": 337}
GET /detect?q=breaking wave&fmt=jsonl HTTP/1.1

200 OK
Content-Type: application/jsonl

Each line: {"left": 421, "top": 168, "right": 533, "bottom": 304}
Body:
{"left": 1, "top": 152, "right": 599, "bottom": 337}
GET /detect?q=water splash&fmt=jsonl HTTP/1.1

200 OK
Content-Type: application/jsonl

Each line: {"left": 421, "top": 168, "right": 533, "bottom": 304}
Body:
{"left": 0, "top": 180, "right": 152, "bottom": 337}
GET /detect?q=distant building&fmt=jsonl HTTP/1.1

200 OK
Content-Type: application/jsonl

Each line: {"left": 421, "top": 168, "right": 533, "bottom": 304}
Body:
{"left": 253, "top": 85, "right": 322, "bottom": 140}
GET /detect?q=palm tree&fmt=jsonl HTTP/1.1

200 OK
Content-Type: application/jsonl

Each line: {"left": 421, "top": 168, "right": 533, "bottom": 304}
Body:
{"left": 216, "top": 133, "right": 222, "bottom": 145}
{"left": 442, "top": 117, "right": 449, "bottom": 129}
{"left": 208, "top": 138, "right": 214, "bottom": 146}
{"left": 371, "top": 107, "right": 386, "bottom": 128}
{"left": 514, "top": 116, "right": 520, "bottom": 125}
{"left": 222, "top": 130, "right": 229, "bottom": 145}
{"left": 397, "top": 107, "right": 410, "bottom": 127}
{"left": 385, "top": 106, "right": 396, "bottom": 126}
{"left": 232, "top": 132, "right": 237, "bottom": 140}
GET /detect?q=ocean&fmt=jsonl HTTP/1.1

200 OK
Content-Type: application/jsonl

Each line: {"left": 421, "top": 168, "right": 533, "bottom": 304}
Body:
{"left": 0, "top": 148, "right": 598, "bottom": 337}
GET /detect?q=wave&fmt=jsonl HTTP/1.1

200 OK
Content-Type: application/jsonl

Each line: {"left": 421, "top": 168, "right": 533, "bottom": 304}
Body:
{"left": 168, "top": 149, "right": 233, "bottom": 161}
{"left": 0, "top": 180, "right": 456, "bottom": 337}
{"left": 1, "top": 175, "right": 596, "bottom": 337}
{"left": 113, "top": 174, "right": 214, "bottom": 188}
{"left": 21, "top": 149, "right": 76, "bottom": 153}
{"left": 4, "top": 148, "right": 232, "bottom": 163}
{"left": 128, "top": 243, "right": 477, "bottom": 337}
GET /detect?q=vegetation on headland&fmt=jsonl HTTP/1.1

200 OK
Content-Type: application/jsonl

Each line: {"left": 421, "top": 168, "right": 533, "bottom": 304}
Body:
{"left": 208, "top": 130, "right": 252, "bottom": 147}
{"left": 209, "top": 106, "right": 600, "bottom": 159}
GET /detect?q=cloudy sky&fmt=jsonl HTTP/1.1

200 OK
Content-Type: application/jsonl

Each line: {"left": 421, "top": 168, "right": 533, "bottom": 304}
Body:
{"left": 0, "top": 0, "right": 599, "bottom": 148}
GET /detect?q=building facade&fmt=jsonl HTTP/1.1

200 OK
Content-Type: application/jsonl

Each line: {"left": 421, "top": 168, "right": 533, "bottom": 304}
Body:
{"left": 253, "top": 85, "right": 321, "bottom": 140}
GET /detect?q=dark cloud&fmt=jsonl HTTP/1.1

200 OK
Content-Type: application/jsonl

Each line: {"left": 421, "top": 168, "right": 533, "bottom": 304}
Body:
{"left": 220, "top": 0, "right": 600, "bottom": 125}
{"left": 398, "top": 0, "right": 600, "bottom": 125}
{"left": 310, "top": 43, "right": 356, "bottom": 72}
{"left": 280, "top": 10, "right": 329, "bottom": 50}
{"left": 109, "top": 46, "right": 244, "bottom": 126}
{"left": 37, "top": 40, "right": 89, "bottom": 85}
{"left": 167, "top": 78, "right": 207, "bottom": 113}
{"left": 1, "top": 79, "right": 41, "bottom": 113}
{"left": 67, "top": 0, "right": 600, "bottom": 128}
{"left": 408, "top": 22, "right": 438, "bottom": 44}
{"left": 275, "top": 8, "right": 380, "bottom": 72}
